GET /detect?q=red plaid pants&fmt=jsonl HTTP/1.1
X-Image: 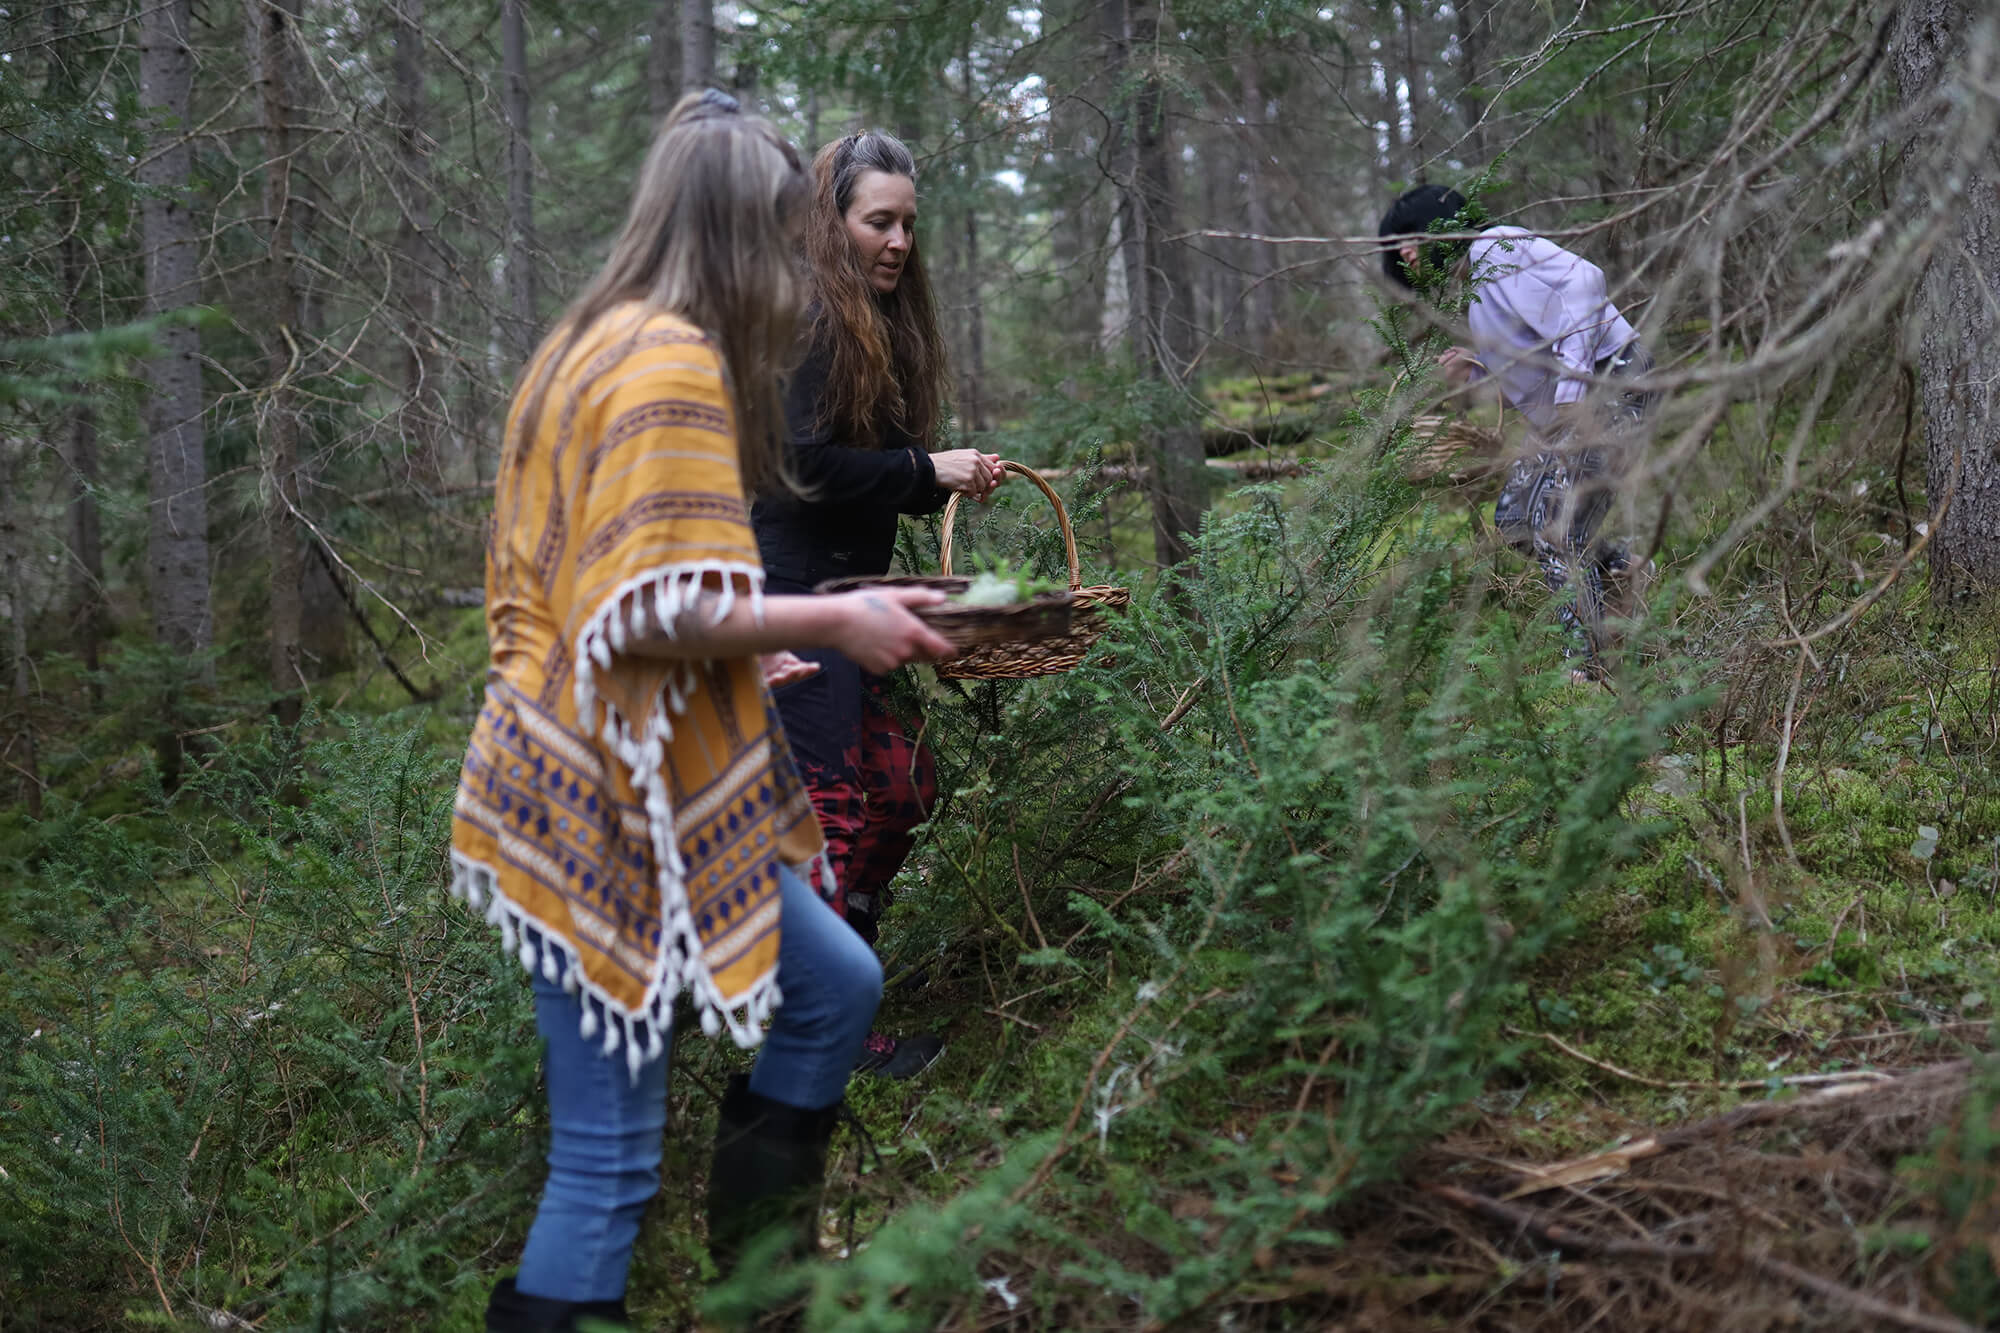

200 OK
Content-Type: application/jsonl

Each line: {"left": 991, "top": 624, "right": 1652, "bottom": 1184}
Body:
{"left": 775, "top": 657, "right": 937, "bottom": 946}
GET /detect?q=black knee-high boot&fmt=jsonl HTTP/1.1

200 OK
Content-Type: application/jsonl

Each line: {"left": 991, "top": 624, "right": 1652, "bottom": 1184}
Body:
{"left": 484, "top": 1276, "right": 629, "bottom": 1332}
{"left": 705, "top": 1074, "right": 841, "bottom": 1277}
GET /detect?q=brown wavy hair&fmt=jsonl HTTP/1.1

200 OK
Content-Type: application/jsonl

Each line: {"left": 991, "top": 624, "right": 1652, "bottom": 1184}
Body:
{"left": 506, "top": 91, "right": 809, "bottom": 498}
{"left": 801, "top": 130, "right": 950, "bottom": 445}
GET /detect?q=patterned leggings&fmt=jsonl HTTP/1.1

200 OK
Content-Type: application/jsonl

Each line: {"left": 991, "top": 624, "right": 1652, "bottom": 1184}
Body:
{"left": 1493, "top": 446, "right": 1633, "bottom": 658}
{"left": 774, "top": 654, "right": 936, "bottom": 947}
{"left": 1493, "top": 342, "right": 1655, "bottom": 660}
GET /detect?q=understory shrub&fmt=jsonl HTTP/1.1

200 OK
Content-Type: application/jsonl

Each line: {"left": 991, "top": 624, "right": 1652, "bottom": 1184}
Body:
{"left": 1, "top": 715, "right": 541, "bottom": 1330}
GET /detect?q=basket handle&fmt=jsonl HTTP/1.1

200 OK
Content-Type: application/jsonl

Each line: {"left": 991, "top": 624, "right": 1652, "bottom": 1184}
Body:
{"left": 938, "top": 460, "right": 1082, "bottom": 592}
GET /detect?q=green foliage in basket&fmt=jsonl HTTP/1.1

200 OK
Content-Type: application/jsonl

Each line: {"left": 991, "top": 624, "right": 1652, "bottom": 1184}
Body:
{"left": 951, "top": 555, "right": 1063, "bottom": 607}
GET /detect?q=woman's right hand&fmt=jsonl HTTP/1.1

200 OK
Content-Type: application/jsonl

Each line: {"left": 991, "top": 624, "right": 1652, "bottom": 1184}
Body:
{"left": 824, "top": 587, "right": 955, "bottom": 673}
{"left": 931, "top": 449, "right": 1006, "bottom": 502}
{"left": 1437, "top": 346, "right": 1482, "bottom": 388}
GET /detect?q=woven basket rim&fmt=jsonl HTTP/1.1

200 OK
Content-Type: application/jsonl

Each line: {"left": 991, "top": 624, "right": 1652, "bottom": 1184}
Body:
{"left": 929, "top": 460, "right": 1134, "bottom": 678}
{"left": 813, "top": 575, "right": 1076, "bottom": 646}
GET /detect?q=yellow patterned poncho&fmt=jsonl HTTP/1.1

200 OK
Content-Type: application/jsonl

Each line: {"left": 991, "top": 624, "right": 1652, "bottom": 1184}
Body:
{"left": 451, "top": 304, "right": 825, "bottom": 1075}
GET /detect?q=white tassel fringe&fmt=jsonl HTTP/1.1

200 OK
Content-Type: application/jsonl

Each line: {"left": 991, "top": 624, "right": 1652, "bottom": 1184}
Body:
{"left": 448, "top": 561, "right": 798, "bottom": 1082}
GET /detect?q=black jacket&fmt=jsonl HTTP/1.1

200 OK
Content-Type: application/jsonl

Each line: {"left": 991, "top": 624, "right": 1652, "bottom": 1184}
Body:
{"left": 751, "top": 334, "right": 947, "bottom": 591}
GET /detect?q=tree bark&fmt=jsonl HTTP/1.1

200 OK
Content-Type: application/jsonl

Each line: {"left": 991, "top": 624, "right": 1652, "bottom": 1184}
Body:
{"left": 51, "top": 2, "right": 106, "bottom": 690}
{"left": 1398, "top": 0, "right": 1435, "bottom": 180}
{"left": 138, "top": 0, "right": 213, "bottom": 671}
{"left": 1, "top": 438, "right": 41, "bottom": 818}
{"left": 1892, "top": 0, "right": 2000, "bottom": 603}
{"left": 391, "top": 0, "right": 441, "bottom": 486}
{"left": 503, "top": 0, "right": 536, "bottom": 360}
{"left": 1456, "top": 0, "right": 1490, "bottom": 162}
{"left": 649, "top": 0, "right": 681, "bottom": 121}
{"left": 960, "top": 41, "right": 988, "bottom": 434}
{"left": 63, "top": 401, "right": 103, "bottom": 687}
{"left": 1102, "top": 0, "right": 1144, "bottom": 351}
{"left": 680, "top": 0, "right": 715, "bottom": 94}
{"left": 254, "top": 0, "right": 306, "bottom": 723}
{"left": 1047, "top": 0, "right": 1106, "bottom": 357}
{"left": 1126, "top": 0, "right": 1208, "bottom": 568}
{"left": 1236, "top": 51, "right": 1275, "bottom": 346}
{"left": 961, "top": 200, "right": 988, "bottom": 433}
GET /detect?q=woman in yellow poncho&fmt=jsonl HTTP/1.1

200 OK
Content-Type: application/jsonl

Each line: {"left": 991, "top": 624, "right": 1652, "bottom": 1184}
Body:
{"left": 449, "top": 92, "right": 952, "bottom": 1331}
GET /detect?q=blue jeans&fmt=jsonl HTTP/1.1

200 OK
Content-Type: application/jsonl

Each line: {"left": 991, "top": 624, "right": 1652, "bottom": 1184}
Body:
{"left": 513, "top": 864, "right": 881, "bottom": 1302}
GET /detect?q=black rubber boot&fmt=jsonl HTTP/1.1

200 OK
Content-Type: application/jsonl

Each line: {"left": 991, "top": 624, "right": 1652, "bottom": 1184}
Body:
{"left": 704, "top": 1074, "right": 841, "bottom": 1278}
{"left": 484, "top": 1275, "right": 630, "bottom": 1332}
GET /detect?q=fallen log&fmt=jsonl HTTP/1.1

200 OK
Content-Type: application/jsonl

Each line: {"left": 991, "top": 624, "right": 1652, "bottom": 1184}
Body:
{"left": 1201, "top": 412, "right": 1324, "bottom": 455}
{"left": 1036, "top": 457, "right": 1312, "bottom": 485}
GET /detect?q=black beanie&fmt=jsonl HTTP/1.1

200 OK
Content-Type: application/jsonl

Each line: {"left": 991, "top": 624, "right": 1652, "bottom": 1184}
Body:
{"left": 1379, "top": 184, "right": 1470, "bottom": 288}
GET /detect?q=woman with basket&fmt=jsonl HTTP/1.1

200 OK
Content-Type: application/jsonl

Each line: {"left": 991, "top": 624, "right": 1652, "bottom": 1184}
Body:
{"left": 750, "top": 129, "right": 1006, "bottom": 1080}
{"left": 1381, "top": 184, "right": 1659, "bottom": 679}
{"left": 451, "top": 93, "right": 956, "bottom": 1331}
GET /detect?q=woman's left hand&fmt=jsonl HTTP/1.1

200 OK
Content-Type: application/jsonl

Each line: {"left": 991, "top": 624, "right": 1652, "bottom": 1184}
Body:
{"left": 932, "top": 449, "right": 1006, "bottom": 503}
{"left": 758, "top": 651, "right": 820, "bottom": 688}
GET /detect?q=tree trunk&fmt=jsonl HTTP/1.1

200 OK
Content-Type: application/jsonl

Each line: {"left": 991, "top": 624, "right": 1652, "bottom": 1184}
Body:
{"left": 503, "top": 0, "right": 536, "bottom": 360}
{"left": 63, "top": 401, "right": 103, "bottom": 689}
{"left": 1048, "top": 0, "right": 1105, "bottom": 357}
{"left": 680, "top": 0, "right": 714, "bottom": 94}
{"left": 1102, "top": 0, "right": 1145, "bottom": 352}
{"left": 1456, "top": 0, "right": 1489, "bottom": 162}
{"left": 1127, "top": 0, "right": 1207, "bottom": 568}
{"left": 960, "top": 42, "right": 988, "bottom": 434}
{"left": 1398, "top": 0, "right": 1434, "bottom": 180}
{"left": 1591, "top": 107, "right": 1627, "bottom": 273}
{"left": 1, "top": 438, "right": 42, "bottom": 818}
{"left": 1892, "top": 0, "right": 2000, "bottom": 603}
{"left": 138, "top": 0, "right": 213, "bottom": 672}
{"left": 649, "top": 0, "right": 680, "bottom": 120}
{"left": 961, "top": 201, "right": 988, "bottom": 433}
{"left": 391, "top": 0, "right": 441, "bottom": 486}
{"left": 51, "top": 2, "right": 106, "bottom": 691}
{"left": 254, "top": 0, "right": 306, "bottom": 723}
{"left": 1237, "top": 51, "right": 1275, "bottom": 346}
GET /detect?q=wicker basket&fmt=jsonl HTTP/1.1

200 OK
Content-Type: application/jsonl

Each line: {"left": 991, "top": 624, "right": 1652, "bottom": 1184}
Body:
{"left": 933, "top": 460, "right": 1131, "bottom": 680}
{"left": 813, "top": 573, "right": 1074, "bottom": 656}
{"left": 1403, "top": 413, "right": 1506, "bottom": 486}
{"left": 1394, "top": 365, "right": 1507, "bottom": 488}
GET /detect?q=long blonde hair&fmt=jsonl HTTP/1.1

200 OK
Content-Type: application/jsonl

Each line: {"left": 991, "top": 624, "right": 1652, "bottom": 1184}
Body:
{"left": 801, "top": 130, "right": 950, "bottom": 447}
{"left": 504, "top": 91, "right": 809, "bottom": 497}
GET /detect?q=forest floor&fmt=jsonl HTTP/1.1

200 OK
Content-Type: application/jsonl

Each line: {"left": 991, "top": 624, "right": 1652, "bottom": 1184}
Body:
{"left": 806, "top": 373, "right": 2000, "bottom": 1331}
{"left": 821, "top": 677, "right": 2000, "bottom": 1332}
{"left": 9, "top": 373, "right": 2000, "bottom": 1332}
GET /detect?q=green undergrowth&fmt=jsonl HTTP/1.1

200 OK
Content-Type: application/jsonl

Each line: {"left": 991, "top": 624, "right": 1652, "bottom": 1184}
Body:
{"left": 8, "top": 425, "right": 2000, "bottom": 1329}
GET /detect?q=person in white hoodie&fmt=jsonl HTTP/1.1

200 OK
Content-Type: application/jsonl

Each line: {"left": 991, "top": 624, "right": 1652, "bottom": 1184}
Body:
{"left": 1380, "top": 184, "right": 1657, "bottom": 677}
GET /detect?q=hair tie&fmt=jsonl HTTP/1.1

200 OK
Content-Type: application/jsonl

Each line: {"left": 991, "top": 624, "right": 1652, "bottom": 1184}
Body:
{"left": 691, "top": 87, "right": 741, "bottom": 118}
